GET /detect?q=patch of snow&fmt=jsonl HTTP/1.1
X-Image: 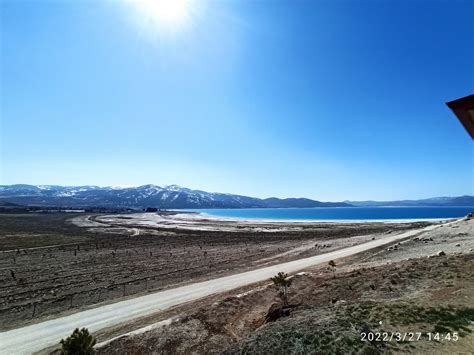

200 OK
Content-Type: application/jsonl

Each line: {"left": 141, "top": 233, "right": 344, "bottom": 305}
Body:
{"left": 171, "top": 192, "right": 180, "bottom": 202}
{"left": 36, "top": 185, "right": 54, "bottom": 190}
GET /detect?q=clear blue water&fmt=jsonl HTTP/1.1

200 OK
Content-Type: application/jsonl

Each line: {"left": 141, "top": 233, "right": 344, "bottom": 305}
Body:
{"left": 186, "top": 207, "right": 474, "bottom": 221}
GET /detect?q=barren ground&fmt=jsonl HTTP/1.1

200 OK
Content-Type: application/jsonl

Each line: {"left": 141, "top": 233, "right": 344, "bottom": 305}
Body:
{"left": 0, "top": 212, "right": 429, "bottom": 330}
{"left": 96, "top": 218, "right": 474, "bottom": 354}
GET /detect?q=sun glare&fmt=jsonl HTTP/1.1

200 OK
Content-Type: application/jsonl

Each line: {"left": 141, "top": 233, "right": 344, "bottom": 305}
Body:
{"left": 130, "top": 0, "right": 194, "bottom": 31}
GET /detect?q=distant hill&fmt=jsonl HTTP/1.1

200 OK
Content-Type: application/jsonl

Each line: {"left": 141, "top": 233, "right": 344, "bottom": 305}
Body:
{"left": 0, "top": 201, "right": 21, "bottom": 207}
{"left": 263, "top": 197, "right": 351, "bottom": 208}
{"left": 347, "top": 195, "right": 474, "bottom": 207}
{"left": 0, "top": 184, "right": 351, "bottom": 209}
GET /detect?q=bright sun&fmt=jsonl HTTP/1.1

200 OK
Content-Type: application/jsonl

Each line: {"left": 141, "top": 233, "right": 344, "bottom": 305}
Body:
{"left": 131, "top": 0, "right": 193, "bottom": 29}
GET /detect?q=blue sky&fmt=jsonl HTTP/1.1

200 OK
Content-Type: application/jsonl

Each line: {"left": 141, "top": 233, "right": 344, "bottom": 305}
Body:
{"left": 1, "top": 0, "right": 473, "bottom": 201}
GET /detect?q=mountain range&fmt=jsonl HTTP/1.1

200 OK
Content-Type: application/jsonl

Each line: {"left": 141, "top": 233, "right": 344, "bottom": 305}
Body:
{"left": 0, "top": 184, "right": 350, "bottom": 209}
{"left": 0, "top": 184, "right": 472, "bottom": 209}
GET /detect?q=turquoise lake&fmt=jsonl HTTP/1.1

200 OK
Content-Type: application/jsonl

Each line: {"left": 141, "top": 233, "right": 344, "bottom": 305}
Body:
{"left": 186, "top": 207, "right": 474, "bottom": 221}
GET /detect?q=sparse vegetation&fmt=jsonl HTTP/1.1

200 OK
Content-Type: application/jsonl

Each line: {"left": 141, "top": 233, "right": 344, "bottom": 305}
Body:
{"left": 228, "top": 289, "right": 474, "bottom": 354}
{"left": 96, "top": 225, "right": 474, "bottom": 355}
{"left": 1, "top": 213, "right": 408, "bottom": 329}
{"left": 3, "top": 213, "right": 472, "bottom": 355}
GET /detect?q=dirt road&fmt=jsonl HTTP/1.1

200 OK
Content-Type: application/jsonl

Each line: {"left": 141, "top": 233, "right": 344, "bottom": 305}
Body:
{"left": 0, "top": 220, "right": 454, "bottom": 354}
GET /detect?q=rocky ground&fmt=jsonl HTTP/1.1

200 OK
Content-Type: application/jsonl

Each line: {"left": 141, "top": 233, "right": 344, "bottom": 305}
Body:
{"left": 97, "top": 217, "right": 473, "bottom": 354}
{"left": 0, "top": 213, "right": 424, "bottom": 330}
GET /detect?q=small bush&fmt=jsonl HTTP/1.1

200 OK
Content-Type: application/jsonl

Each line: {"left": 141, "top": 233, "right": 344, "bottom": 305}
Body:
{"left": 60, "top": 328, "right": 96, "bottom": 355}
{"left": 328, "top": 260, "right": 336, "bottom": 278}
{"left": 271, "top": 272, "right": 292, "bottom": 306}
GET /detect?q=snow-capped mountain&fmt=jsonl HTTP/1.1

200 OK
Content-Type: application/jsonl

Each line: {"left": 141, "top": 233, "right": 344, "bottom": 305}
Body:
{"left": 0, "top": 184, "right": 351, "bottom": 209}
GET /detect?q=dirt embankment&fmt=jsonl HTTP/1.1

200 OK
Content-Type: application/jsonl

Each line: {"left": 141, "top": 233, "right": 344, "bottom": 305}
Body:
{"left": 97, "top": 218, "right": 474, "bottom": 354}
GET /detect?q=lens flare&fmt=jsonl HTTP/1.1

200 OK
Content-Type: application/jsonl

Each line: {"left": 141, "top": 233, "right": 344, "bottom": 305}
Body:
{"left": 128, "top": 0, "right": 196, "bottom": 33}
